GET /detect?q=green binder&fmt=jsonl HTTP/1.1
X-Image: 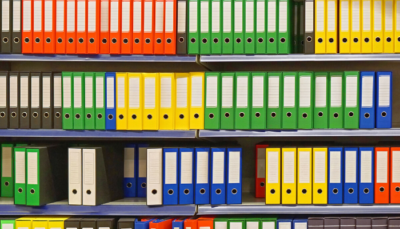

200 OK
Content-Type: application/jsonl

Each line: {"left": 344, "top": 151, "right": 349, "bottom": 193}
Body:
{"left": 200, "top": 0, "right": 211, "bottom": 54}
{"left": 228, "top": 218, "right": 245, "bottom": 229}
{"left": 278, "top": 0, "right": 292, "bottom": 54}
{"left": 260, "top": 217, "right": 277, "bottom": 229}
{"left": 188, "top": 0, "right": 200, "bottom": 54}
{"left": 14, "top": 146, "right": 26, "bottom": 205}
{"left": 221, "top": 72, "right": 235, "bottom": 129}
{"left": 246, "top": 217, "right": 261, "bottom": 227}
{"left": 298, "top": 72, "right": 314, "bottom": 129}
{"left": 62, "top": 72, "right": 74, "bottom": 130}
{"left": 344, "top": 71, "right": 360, "bottom": 129}
{"left": 266, "top": 72, "right": 282, "bottom": 129}
{"left": 234, "top": 72, "right": 251, "bottom": 129}
{"left": 267, "top": 0, "right": 278, "bottom": 54}
{"left": 251, "top": 72, "right": 267, "bottom": 129}
{"left": 233, "top": 0, "right": 244, "bottom": 54}
{"left": 329, "top": 72, "right": 344, "bottom": 129}
{"left": 84, "top": 72, "right": 95, "bottom": 130}
{"left": 95, "top": 72, "right": 106, "bottom": 130}
{"left": 244, "top": 0, "right": 255, "bottom": 54}
{"left": 1, "top": 219, "right": 15, "bottom": 229}
{"left": 205, "top": 72, "right": 221, "bottom": 129}
{"left": 314, "top": 72, "right": 329, "bottom": 129}
{"left": 73, "top": 72, "right": 85, "bottom": 130}
{"left": 211, "top": 0, "right": 222, "bottom": 53}
{"left": 282, "top": 72, "right": 298, "bottom": 129}
{"left": 214, "top": 218, "right": 229, "bottom": 229}
{"left": 1, "top": 144, "right": 13, "bottom": 197}
{"left": 255, "top": 0, "right": 267, "bottom": 54}
{"left": 222, "top": 0, "right": 234, "bottom": 54}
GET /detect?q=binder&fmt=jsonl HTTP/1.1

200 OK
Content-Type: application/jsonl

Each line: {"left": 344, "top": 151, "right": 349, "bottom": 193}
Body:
{"left": 16, "top": 218, "right": 33, "bottom": 229}
{"left": 204, "top": 72, "right": 221, "bottom": 130}
{"left": 87, "top": 0, "right": 99, "bottom": 53}
{"left": 361, "top": 0, "right": 372, "bottom": 53}
{"left": 176, "top": 0, "right": 187, "bottom": 54}
{"left": 266, "top": 72, "right": 282, "bottom": 129}
{"left": 147, "top": 148, "right": 163, "bottom": 205}
{"left": 297, "top": 147, "right": 312, "bottom": 204}
{"left": 372, "top": 218, "right": 387, "bottom": 229}
{"left": 116, "top": 72, "right": 128, "bottom": 130}
{"left": 153, "top": 0, "right": 165, "bottom": 54}
{"left": 124, "top": 145, "right": 137, "bottom": 197}
{"left": 95, "top": 72, "right": 106, "bottom": 130}
{"left": 43, "top": 0, "right": 55, "bottom": 53}
{"left": 390, "top": 147, "right": 400, "bottom": 203}
{"left": 1, "top": 219, "right": 17, "bottom": 229}
{"left": 244, "top": 0, "right": 255, "bottom": 53}
{"left": 215, "top": 218, "right": 229, "bottom": 229}
{"left": 221, "top": 72, "right": 235, "bottom": 129}
{"left": 282, "top": 72, "right": 298, "bottom": 129}
{"left": 261, "top": 218, "right": 277, "bottom": 229}
{"left": 384, "top": 0, "right": 394, "bottom": 53}
{"left": 119, "top": 219, "right": 135, "bottom": 229}
{"left": 163, "top": 148, "right": 178, "bottom": 205}
{"left": 68, "top": 147, "right": 82, "bottom": 205}
{"left": 66, "top": 0, "right": 76, "bottom": 53}
{"left": 344, "top": 147, "right": 359, "bottom": 203}
{"left": 81, "top": 218, "right": 97, "bottom": 229}
{"left": 233, "top": 0, "right": 244, "bottom": 54}
{"left": 304, "top": 0, "right": 315, "bottom": 53}
{"left": 360, "top": 72, "right": 375, "bottom": 129}
{"left": 396, "top": 0, "right": 400, "bottom": 52}
{"left": 265, "top": 147, "right": 281, "bottom": 204}
{"left": 41, "top": 72, "right": 53, "bottom": 129}
{"left": 22, "top": 0, "right": 33, "bottom": 53}
{"left": 229, "top": 218, "right": 245, "bottom": 229}
{"left": 227, "top": 147, "right": 242, "bottom": 204}
{"left": 55, "top": 0, "right": 66, "bottom": 53}
{"left": 143, "top": 0, "right": 155, "bottom": 54}
{"left": 62, "top": 72, "right": 73, "bottom": 129}
{"left": 99, "top": 0, "right": 109, "bottom": 53}
{"left": 76, "top": 0, "right": 87, "bottom": 53}
{"left": 143, "top": 73, "right": 160, "bottom": 130}
{"left": 121, "top": 0, "right": 132, "bottom": 54}
{"left": 199, "top": 218, "right": 215, "bottom": 229}
{"left": 164, "top": 0, "right": 177, "bottom": 55}
{"left": 282, "top": 147, "right": 297, "bottom": 204}
{"left": 234, "top": 72, "right": 251, "bottom": 129}
{"left": 267, "top": 0, "right": 277, "bottom": 53}
{"left": 210, "top": 0, "right": 222, "bottom": 54}
{"left": 222, "top": 0, "right": 233, "bottom": 54}
{"left": 84, "top": 72, "right": 95, "bottom": 130}
{"left": 14, "top": 146, "right": 27, "bottom": 204}
{"left": 375, "top": 147, "right": 389, "bottom": 203}
{"left": 313, "top": 147, "right": 327, "bottom": 204}
{"left": 328, "top": 147, "right": 343, "bottom": 204}
{"left": 138, "top": 146, "right": 148, "bottom": 197}
{"left": 251, "top": 72, "right": 266, "bottom": 129}
{"left": 344, "top": 71, "right": 360, "bottom": 129}
{"left": 199, "top": 0, "right": 210, "bottom": 53}
{"left": 30, "top": 72, "right": 42, "bottom": 129}
{"left": 136, "top": 219, "right": 154, "bottom": 229}
{"left": 356, "top": 218, "right": 371, "bottom": 229}
{"left": 278, "top": 0, "right": 291, "bottom": 53}
{"left": 127, "top": 73, "right": 143, "bottom": 130}
{"left": 64, "top": 218, "right": 81, "bottom": 229}
{"left": 1, "top": 0, "right": 12, "bottom": 53}
{"left": 326, "top": 0, "right": 337, "bottom": 53}
{"left": 293, "top": 219, "right": 308, "bottom": 229}
{"left": 254, "top": 0, "right": 266, "bottom": 53}
{"left": 1, "top": 144, "right": 14, "bottom": 197}
{"left": 105, "top": 72, "right": 116, "bottom": 130}
{"left": 159, "top": 73, "right": 175, "bottom": 130}
{"left": 210, "top": 148, "right": 226, "bottom": 204}
{"left": 73, "top": 72, "right": 84, "bottom": 130}
{"left": 0, "top": 72, "right": 9, "bottom": 129}
{"left": 329, "top": 72, "right": 344, "bottom": 129}
{"left": 339, "top": 0, "right": 350, "bottom": 53}
{"left": 19, "top": 72, "right": 30, "bottom": 129}
{"left": 109, "top": 0, "right": 121, "bottom": 53}
{"left": 189, "top": 72, "right": 204, "bottom": 129}
{"left": 12, "top": 0, "right": 22, "bottom": 54}
{"left": 175, "top": 73, "right": 190, "bottom": 130}
{"left": 350, "top": 0, "right": 361, "bottom": 53}
{"left": 179, "top": 148, "right": 194, "bottom": 204}
{"left": 132, "top": 0, "right": 142, "bottom": 54}
{"left": 376, "top": 72, "right": 392, "bottom": 128}
{"left": 246, "top": 217, "right": 260, "bottom": 229}
{"left": 172, "top": 219, "right": 184, "bottom": 229}
{"left": 150, "top": 219, "right": 173, "bottom": 229}
{"left": 298, "top": 72, "right": 314, "bottom": 129}
{"left": 195, "top": 147, "right": 210, "bottom": 204}
{"left": 359, "top": 147, "right": 374, "bottom": 204}
{"left": 314, "top": 72, "right": 328, "bottom": 129}
{"left": 324, "top": 218, "right": 339, "bottom": 229}
{"left": 372, "top": 0, "right": 383, "bottom": 52}
{"left": 9, "top": 72, "right": 19, "bottom": 129}
{"left": 315, "top": 0, "right": 325, "bottom": 53}
{"left": 53, "top": 73, "right": 62, "bottom": 129}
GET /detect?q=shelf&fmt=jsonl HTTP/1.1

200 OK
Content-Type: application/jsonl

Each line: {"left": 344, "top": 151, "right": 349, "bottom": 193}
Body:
{"left": 0, "top": 198, "right": 196, "bottom": 216}
{"left": 0, "top": 54, "right": 196, "bottom": 62}
{"left": 200, "top": 54, "right": 400, "bottom": 62}
{"left": 0, "top": 129, "right": 197, "bottom": 139}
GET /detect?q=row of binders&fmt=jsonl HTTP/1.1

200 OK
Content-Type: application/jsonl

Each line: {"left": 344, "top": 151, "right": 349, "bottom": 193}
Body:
{"left": 255, "top": 144, "right": 400, "bottom": 204}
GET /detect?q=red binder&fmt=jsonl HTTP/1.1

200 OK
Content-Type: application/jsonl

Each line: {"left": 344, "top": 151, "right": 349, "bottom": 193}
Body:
{"left": 390, "top": 147, "right": 400, "bottom": 203}
{"left": 32, "top": 0, "right": 44, "bottom": 53}
{"left": 143, "top": 0, "right": 154, "bottom": 54}
{"left": 184, "top": 218, "right": 198, "bottom": 229}
{"left": 149, "top": 219, "right": 173, "bottom": 229}
{"left": 55, "top": 0, "right": 66, "bottom": 53}
{"left": 120, "top": 0, "right": 132, "bottom": 54}
{"left": 164, "top": 0, "right": 176, "bottom": 54}
{"left": 132, "top": 0, "right": 143, "bottom": 54}
{"left": 99, "top": 0, "right": 109, "bottom": 53}
{"left": 198, "top": 217, "right": 215, "bottom": 229}
{"left": 153, "top": 0, "right": 164, "bottom": 54}
{"left": 43, "top": 0, "right": 56, "bottom": 53}
{"left": 109, "top": 0, "right": 121, "bottom": 53}
{"left": 65, "top": 0, "right": 76, "bottom": 53}
{"left": 255, "top": 144, "right": 268, "bottom": 198}
{"left": 375, "top": 147, "right": 390, "bottom": 204}
{"left": 76, "top": 0, "right": 87, "bottom": 53}
{"left": 87, "top": 0, "right": 99, "bottom": 53}
{"left": 22, "top": 0, "right": 33, "bottom": 53}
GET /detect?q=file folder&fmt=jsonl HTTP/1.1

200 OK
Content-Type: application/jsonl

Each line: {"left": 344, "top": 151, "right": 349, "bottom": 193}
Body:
{"left": 188, "top": 0, "right": 199, "bottom": 54}
{"left": 344, "top": 71, "right": 359, "bottom": 129}
{"left": 66, "top": 0, "right": 76, "bottom": 53}
{"left": 372, "top": 0, "right": 383, "bottom": 52}
{"left": 298, "top": 72, "right": 314, "bottom": 129}
{"left": 43, "top": 0, "right": 55, "bottom": 53}
{"left": 124, "top": 145, "right": 137, "bottom": 197}
{"left": 143, "top": 73, "right": 160, "bottom": 130}
{"left": 211, "top": 148, "right": 226, "bottom": 204}
{"left": 199, "top": 0, "right": 211, "bottom": 54}
{"left": 350, "top": 0, "right": 361, "bottom": 53}
{"left": 329, "top": 72, "right": 344, "bottom": 129}
{"left": 95, "top": 72, "right": 106, "bottom": 130}
{"left": 109, "top": 0, "right": 121, "bottom": 54}
{"left": 12, "top": 0, "right": 22, "bottom": 53}
{"left": 0, "top": 72, "right": 9, "bottom": 129}
{"left": 73, "top": 72, "right": 84, "bottom": 129}
{"left": 163, "top": 148, "right": 178, "bottom": 205}
{"left": 105, "top": 72, "right": 116, "bottom": 130}
{"left": 233, "top": 0, "right": 244, "bottom": 53}
{"left": 1, "top": 0, "right": 12, "bottom": 53}
{"left": 344, "top": 147, "right": 358, "bottom": 203}
{"left": 359, "top": 147, "right": 374, "bottom": 204}
{"left": 376, "top": 71, "right": 392, "bottom": 128}
{"left": 267, "top": 0, "right": 277, "bottom": 53}
{"left": 222, "top": 0, "right": 233, "bottom": 54}
{"left": 391, "top": 147, "right": 400, "bottom": 203}
{"left": 304, "top": 0, "right": 315, "bottom": 53}
{"left": 179, "top": 148, "right": 194, "bottom": 204}
{"left": 282, "top": 147, "right": 297, "bottom": 204}
{"left": 116, "top": 72, "right": 128, "bottom": 130}
{"left": 76, "top": 0, "right": 87, "bottom": 54}
{"left": 68, "top": 147, "right": 82, "bottom": 205}
{"left": 360, "top": 72, "right": 375, "bottom": 129}
{"left": 235, "top": 72, "right": 251, "bottom": 129}
{"left": 362, "top": 0, "right": 372, "bottom": 53}
{"left": 195, "top": 147, "right": 210, "bottom": 204}
{"left": 121, "top": 0, "right": 132, "bottom": 54}
{"left": 375, "top": 147, "right": 389, "bottom": 203}
{"left": 22, "top": 0, "right": 33, "bottom": 53}
{"left": 53, "top": 73, "right": 62, "bottom": 129}
{"left": 297, "top": 148, "right": 312, "bottom": 204}
{"left": 251, "top": 72, "right": 267, "bottom": 129}
{"left": 176, "top": 0, "right": 187, "bottom": 54}
{"left": 340, "top": 0, "right": 350, "bottom": 53}
{"left": 255, "top": 0, "right": 266, "bottom": 53}
{"left": 313, "top": 147, "right": 327, "bottom": 204}
{"left": 164, "top": 0, "right": 177, "bottom": 54}
{"left": 328, "top": 147, "right": 343, "bottom": 204}
{"left": 205, "top": 72, "right": 221, "bottom": 130}
{"left": 326, "top": 0, "right": 337, "bottom": 53}
{"left": 19, "top": 72, "right": 30, "bottom": 129}
{"left": 159, "top": 73, "right": 176, "bottom": 130}
{"left": 9, "top": 72, "right": 19, "bottom": 129}
{"left": 87, "top": 0, "right": 99, "bottom": 54}
{"left": 138, "top": 146, "right": 148, "bottom": 197}
{"left": 227, "top": 148, "right": 242, "bottom": 204}
{"left": 127, "top": 73, "right": 143, "bottom": 130}
{"left": 265, "top": 147, "right": 281, "bottom": 204}
{"left": 244, "top": 0, "right": 255, "bottom": 53}
{"left": 175, "top": 73, "right": 190, "bottom": 130}
{"left": 99, "top": 0, "right": 109, "bottom": 53}
{"left": 1, "top": 144, "right": 14, "bottom": 197}
{"left": 84, "top": 72, "right": 95, "bottom": 130}
{"left": 384, "top": 0, "right": 394, "bottom": 53}
{"left": 278, "top": 0, "right": 291, "bottom": 54}
{"left": 211, "top": 0, "right": 222, "bottom": 54}
{"left": 55, "top": 0, "right": 66, "bottom": 53}
{"left": 32, "top": 0, "right": 43, "bottom": 53}
{"left": 221, "top": 72, "right": 235, "bottom": 129}
{"left": 147, "top": 148, "right": 163, "bottom": 205}
{"left": 315, "top": 0, "right": 325, "bottom": 53}
{"left": 266, "top": 72, "right": 282, "bottom": 129}
{"left": 41, "top": 72, "right": 53, "bottom": 129}
{"left": 314, "top": 72, "right": 328, "bottom": 129}
{"left": 282, "top": 72, "right": 298, "bottom": 129}
{"left": 62, "top": 72, "right": 73, "bottom": 129}
{"left": 190, "top": 72, "right": 204, "bottom": 129}
{"left": 154, "top": 0, "right": 164, "bottom": 54}
{"left": 30, "top": 72, "right": 41, "bottom": 129}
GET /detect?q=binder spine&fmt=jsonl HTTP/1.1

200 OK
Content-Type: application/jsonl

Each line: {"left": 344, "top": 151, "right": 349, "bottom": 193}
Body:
{"left": 19, "top": 72, "right": 31, "bottom": 129}
{"left": 304, "top": 0, "right": 315, "bottom": 53}
{"left": 12, "top": 0, "right": 22, "bottom": 53}
{"left": 30, "top": 72, "right": 42, "bottom": 129}
{"left": 0, "top": 72, "right": 9, "bottom": 129}
{"left": 176, "top": 0, "right": 187, "bottom": 54}
{"left": 1, "top": 0, "right": 12, "bottom": 53}
{"left": 42, "top": 72, "right": 53, "bottom": 129}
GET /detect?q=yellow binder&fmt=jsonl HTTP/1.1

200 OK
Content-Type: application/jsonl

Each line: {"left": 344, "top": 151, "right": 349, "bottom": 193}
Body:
{"left": 116, "top": 72, "right": 128, "bottom": 130}
{"left": 143, "top": 73, "right": 160, "bottom": 130}
{"left": 16, "top": 217, "right": 33, "bottom": 229}
{"left": 48, "top": 217, "right": 70, "bottom": 229}
{"left": 159, "top": 73, "right": 176, "bottom": 130}
{"left": 361, "top": 0, "right": 372, "bottom": 53}
{"left": 175, "top": 73, "right": 191, "bottom": 130}
{"left": 297, "top": 148, "right": 312, "bottom": 204}
{"left": 32, "top": 218, "right": 48, "bottom": 229}
{"left": 128, "top": 73, "right": 143, "bottom": 130}
{"left": 315, "top": 0, "right": 326, "bottom": 53}
{"left": 395, "top": 0, "right": 400, "bottom": 52}
{"left": 372, "top": 0, "right": 384, "bottom": 52}
{"left": 340, "top": 0, "right": 351, "bottom": 53}
{"left": 326, "top": 0, "right": 338, "bottom": 53}
{"left": 350, "top": 0, "right": 361, "bottom": 53}
{"left": 312, "top": 147, "right": 328, "bottom": 204}
{"left": 265, "top": 148, "right": 281, "bottom": 204}
{"left": 282, "top": 147, "right": 297, "bottom": 204}
{"left": 189, "top": 72, "right": 205, "bottom": 130}
{"left": 384, "top": 0, "right": 394, "bottom": 53}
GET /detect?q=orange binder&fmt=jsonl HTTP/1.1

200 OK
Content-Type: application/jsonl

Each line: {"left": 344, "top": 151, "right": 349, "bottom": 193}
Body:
{"left": 121, "top": 0, "right": 132, "bottom": 54}
{"left": 22, "top": 0, "right": 33, "bottom": 53}
{"left": 154, "top": 0, "right": 164, "bottom": 54}
{"left": 375, "top": 147, "right": 390, "bottom": 204}
{"left": 99, "top": 0, "right": 110, "bottom": 53}
{"left": 132, "top": 0, "right": 143, "bottom": 53}
{"left": 150, "top": 219, "right": 173, "bottom": 229}
{"left": 43, "top": 0, "right": 56, "bottom": 53}
{"left": 55, "top": 0, "right": 66, "bottom": 53}
{"left": 66, "top": 0, "right": 76, "bottom": 53}
{"left": 143, "top": 0, "right": 155, "bottom": 54}
{"left": 390, "top": 147, "right": 400, "bottom": 203}
{"left": 184, "top": 218, "right": 198, "bottom": 229}
{"left": 109, "top": 0, "right": 121, "bottom": 53}
{"left": 198, "top": 217, "right": 215, "bottom": 229}
{"left": 32, "top": 0, "right": 44, "bottom": 53}
{"left": 164, "top": 0, "right": 176, "bottom": 54}
{"left": 76, "top": 0, "right": 87, "bottom": 53}
{"left": 87, "top": 0, "right": 100, "bottom": 53}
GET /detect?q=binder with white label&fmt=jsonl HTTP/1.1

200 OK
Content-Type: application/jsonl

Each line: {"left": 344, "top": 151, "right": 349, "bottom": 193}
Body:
{"left": 19, "top": 72, "right": 30, "bottom": 129}
{"left": 0, "top": 71, "right": 9, "bottom": 129}
{"left": 30, "top": 72, "right": 42, "bottom": 129}
{"left": 68, "top": 147, "right": 82, "bottom": 205}
{"left": 41, "top": 72, "right": 53, "bottom": 129}
{"left": 147, "top": 148, "right": 163, "bottom": 205}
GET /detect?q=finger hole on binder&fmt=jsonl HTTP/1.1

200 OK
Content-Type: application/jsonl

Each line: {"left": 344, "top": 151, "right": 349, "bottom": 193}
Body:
{"left": 157, "top": 38, "right": 162, "bottom": 44}
{"left": 202, "top": 38, "right": 207, "bottom": 44}
{"left": 190, "top": 38, "right": 196, "bottom": 43}
{"left": 135, "top": 38, "right": 140, "bottom": 44}
{"left": 30, "top": 189, "right": 35, "bottom": 194}
{"left": 247, "top": 38, "right": 252, "bottom": 43}
{"left": 57, "top": 38, "right": 62, "bottom": 43}
{"left": 108, "top": 114, "right": 114, "bottom": 120}
{"left": 123, "top": 39, "right": 129, "bottom": 44}
{"left": 270, "top": 189, "right": 275, "bottom": 194}
{"left": 79, "top": 38, "right": 84, "bottom": 43}
{"left": 141, "top": 182, "right": 147, "bottom": 188}
{"left": 68, "top": 38, "right": 74, "bottom": 43}
{"left": 179, "top": 37, "right": 185, "bottom": 43}
{"left": 194, "top": 113, "right": 199, "bottom": 119}
{"left": 147, "top": 114, "right": 153, "bottom": 120}
{"left": 286, "top": 112, "right": 292, "bottom": 118}
{"left": 260, "top": 182, "right": 265, "bottom": 187}
{"left": 184, "top": 189, "right": 190, "bottom": 195}
{"left": 269, "top": 38, "right": 274, "bottom": 43}
{"left": 280, "top": 38, "right": 286, "bottom": 43}
{"left": 127, "top": 183, "right": 132, "bottom": 188}
{"left": 224, "top": 112, "right": 230, "bottom": 118}
{"left": 255, "top": 112, "right": 260, "bottom": 118}
{"left": 0, "top": 112, "right": 5, "bottom": 118}
{"left": 87, "top": 190, "right": 92, "bottom": 195}
{"left": 216, "top": 189, "right": 222, "bottom": 194}
{"left": 380, "top": 187, "right": 385, "bottom": 192}
{"left": 44, "top": 112, "right": 49, "bottom": 118}
{"left": 119, "top": 114, "right": 124, "bottom": 120}
{"left": 167, "top": 38, "right": 172, "bottom": 43}
{"left": 302, "top": 189, "right": 307, "bottom": 194}
{"left": 72, "top": 189, "right": 78, "bottom": 194}
{"left": 225, "top": 38, "right": 230, "bottom": 43}
{"left": 329, "top": 38, "right": 334, "bottom": 43}
{"left": 387, "top": 37, "right": 392, "bottom": 42}
{"left": 382, "top": 111, "right": 387, "bottom": 117}
{"left": 317, "top": 38, "right": 323, "bottom": 43}
{"left": 35, "top": 38, "right": 40, "bottom": 43}
{"left": 87, "top": 114, "right": 92, "bottom": 119}
{"left": 3, "top": 37, "right": 8, "bottom": 43}
{"left": 112, "top": 38, "right": 117, "bottom": 43}
{"left": 231, "top": 188, "right": 238, "bottom": 194}
{"left": 342, "top": 38, "right": 348, "bottom": 43}
{"left": 332, "top": 188, "right": 338, "bottom": 194}
{"left": 18, "top": 188, "right": 23, "bottom": 193}
{"left": 213, "top": 38, "right": 219, "bottom": 43}
{"left": 90, "top": 38, "right": 95, "bottom": 43}
{"left": 317, "top": 189, "right": 323, "bottom": 194}
{"left": 97, "top": 113, "right": 103, "bottom": 119}
{"left": 25, "top": 38, "right": 30, "bottom": 43}
{"left": 302, "top": 113, "right": 308, "bottom": 118}
{"left": 348, "top": 188, "right": 354, "bottom": 194}
{"left": 179, "top": 114, "right": 185, "bottom": 119}
{"left": 55, "top": 112, "right": 61, "bottom": 118}
{"left": 11, "top": 112, "right": 17, "bottom": 118}
{"left": 271, "top": 112, "right": 276, "bottom": 118}
{"left": 75, "top": 114, "right": 81, "bottom": 119}
{"left": 168, "top": 189, "right": 174, "bottom": 195}
{"left": 236, "top": 38, "right": 241, "bottom": 43}
{"left": 396, "top": 187, "right": 400, "bottom": 192}
{"left": 102, "top": 38, "right": 108, "bottom": 44}
{"left": 258, "top": 38, "right": 264, "bottom": 43}
{"left": 239, "top": 112, "right": 245, "bottom": 118}
{"left": 14, "top": 37, "right": 20, "bottom": 43}
{"left": 132, "top": 114, "right": 137, "bottom": 120}
{"left": 364, "top": 38, "right": 370, "bottom": 43}
{"left": 22, "top": 112, "right": 27, "bottom": 118}
{"left": 353, "top": 38, "right": 359, "bottom": 43}
{"left": 318, "top": 111, "right": 323, "bottom": 117}
{"left": 200, "top": 188, "right": 206, "bottom": 194}
{"left": 4, "top": 182, "right": 9, "bottom": 186}
{"left": 209, "top": 113, "right": 214, "bottom": 119}
{"left": 348, "top": 111, "right": 354, "bottom": 117}
{"left": 363, "top": 188, "right": 369, "bottom": 194}
{"left": 286, "top": 189, "right": 291, "bottom": 194}
{"left": 163, "top": 114, "right": 169, "bottom": 119}
{"left": 333, "top": 113, "right": 339, "bottom": 118}
{"left": 364, "top": 113, "right": 370, "bottom": 118}
{"left": 306, "top": 36, "right": 312, "bottom": 42}
{"left": 376, "top": 37, "right": 381, "bottom": 42}
{"left": 32, "top": 112, "right": 38, "bottom": 118}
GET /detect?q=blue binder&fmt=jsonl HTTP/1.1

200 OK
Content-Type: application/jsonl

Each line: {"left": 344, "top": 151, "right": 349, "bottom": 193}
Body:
{"left": 172, "top": 218, "right": 186, "bottom": 229}
{"left": 293, "top": 219, "right": 308, "bottom": 229}
{"left": 277, "top": 219, "right": 293, "bottom": 229}
{"left": 135, "top": 218, "right": 154, "bottom": 229}
{"left": 328, "top": 147, "right": 343, "bottom": 204}
{"left": 105, "top": 72, "right": 116, "bottom": 130}
{"left": 163, "top": 148, "right": 179, "bottom": 205}
{"left": 138, "top": 144, "right": 149, "bottom": 197}
{"left": 358, "top": 147, "right": 375, "bottom": 204}
{"left": 376, "top": 71, "right": 392, "bottom": 128}
{"left": 179, "top": 148, "right": 195, "bottom": 204}
{"left": 344, "top": 147, "right": 359, "bottom": 204}
{"left": 211, "top": 148, "right": 226, "bottom": 205}
{"left": 195, "top": 148, "right": 210, "bottom": 204}
{"left": 360, "top": 72, "right": 376, "bottom": 129}
{"left": 227, "top": 148, "right": 242, "bottom": 204}
{"left": 124, "top": 144, "right": 137, "bottom": 197}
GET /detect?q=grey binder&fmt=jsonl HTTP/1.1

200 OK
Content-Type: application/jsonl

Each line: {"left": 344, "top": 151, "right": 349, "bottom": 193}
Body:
{"left": 372, "top": 217, "right": 387, "bottom": 229}
{"left": 341, "top": 218, "right": 356, "bottom": 229}
{"left": 1, "top": 0, "right": 11, "bottom": 53}
{"left": 42, "top": 72, "right": 53, "bottom": 129}
{"left": 11, "top": 0, "right": 21, "bottom": 53}
{"left": 304, "top": 0, "right": 315, "bottom": 54}
{"left": 30, "top": 72, "right": 42, "bottom": 129}
{"left": 9, "top": 71, "right": 19, "bottom": 129}
{"left": 53, "top": 72, "right": 62, "bottom": 129}
{"left": 19, "top": 72, "right": 30, "bottom": 129}
{"left": 0, "top": 71, "right": 9, "bottom": 129}
{"left": 118, "top": 218, "right": 136, "bottom": 229}
{"left": 325, "top": 218, "right": 340, "bottom": 229}
{"left": 176, "top": 0, "right": 187, "bottom": 54}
